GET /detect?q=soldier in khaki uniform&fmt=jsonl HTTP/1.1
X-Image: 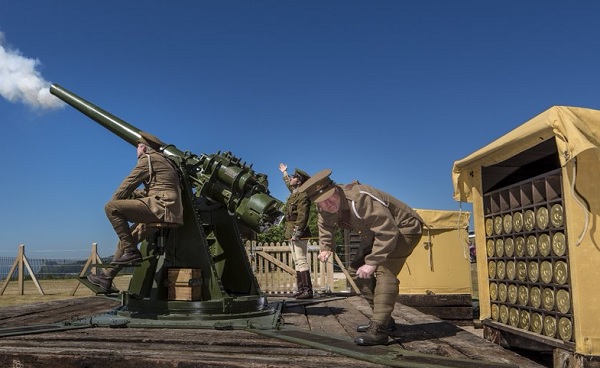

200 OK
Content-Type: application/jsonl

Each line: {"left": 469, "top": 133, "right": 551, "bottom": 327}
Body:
{"left": 88, "top": 132, "right": 184, "bottom": 293}
{"left": 279, "top": 163, "right": 313, "bottom": 299}
{"left": 299, "top": 169, "right": 423, "bottom": 346}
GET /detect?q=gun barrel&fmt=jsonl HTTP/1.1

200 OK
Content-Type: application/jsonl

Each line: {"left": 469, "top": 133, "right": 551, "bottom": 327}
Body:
{"left": 50, "top": 84, "right": 142, "bottom": 147}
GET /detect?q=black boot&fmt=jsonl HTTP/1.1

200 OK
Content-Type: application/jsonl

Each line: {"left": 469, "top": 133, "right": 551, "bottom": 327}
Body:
{"left": 111, "top": 248, "right": 143, "bottom": 265}
{"left": 356, "top": 317, "right": 397, "bottom": 332}
{"left": 291, "top": 271, "right": 305, "bottom": 297}
{"left": 295, "top": 271, "right": 313, "bottom": 299}
{"left": 354, "top": 322, "right": 390, "bottom": 346}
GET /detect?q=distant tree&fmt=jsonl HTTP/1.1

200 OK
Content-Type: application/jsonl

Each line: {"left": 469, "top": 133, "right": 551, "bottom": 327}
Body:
{"left": 257, "top": 203, "right": 344, "bottom": 246}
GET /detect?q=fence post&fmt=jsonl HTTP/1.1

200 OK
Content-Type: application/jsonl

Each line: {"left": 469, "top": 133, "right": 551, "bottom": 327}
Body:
{"left": 0, "top": 244, "right": 44, "bottom": 296}
{"left": 71, "top": 243, "right": 103, "bottom": 296}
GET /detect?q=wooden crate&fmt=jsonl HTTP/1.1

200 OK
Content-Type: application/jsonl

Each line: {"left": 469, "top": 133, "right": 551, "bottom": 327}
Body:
{"left": 167, "top": 268, "right": 201, "bottom": 301}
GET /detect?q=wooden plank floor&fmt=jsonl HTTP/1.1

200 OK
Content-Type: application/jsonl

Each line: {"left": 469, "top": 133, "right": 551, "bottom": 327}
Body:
{"left": 0, "top": 295, "right": 547, "bottom": 368}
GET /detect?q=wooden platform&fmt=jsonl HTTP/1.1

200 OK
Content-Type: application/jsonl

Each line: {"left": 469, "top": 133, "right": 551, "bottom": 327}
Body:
{"left": 0, "top": 295, "right": 548, "bottom": 368}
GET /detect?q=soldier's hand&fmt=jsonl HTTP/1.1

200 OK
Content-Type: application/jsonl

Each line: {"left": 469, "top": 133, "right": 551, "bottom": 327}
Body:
{"left": 356, "top": 264, "right": 376, "bottom": 279}
{"left": 279, "top": 163, "right": 287, "bottom": 173}
{"left": 318, "top": 250, "right": 332, "bottom": 262}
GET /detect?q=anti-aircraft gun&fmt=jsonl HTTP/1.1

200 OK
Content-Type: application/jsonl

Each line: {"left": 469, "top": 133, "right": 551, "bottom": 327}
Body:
{"left": 50, "top": 84, "right": 284, "bottom": 328}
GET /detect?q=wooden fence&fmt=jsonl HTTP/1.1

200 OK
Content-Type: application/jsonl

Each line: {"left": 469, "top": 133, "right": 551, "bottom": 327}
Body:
{"left": 244, "top": 240, "right": 358, "bottom": 295}
{"left": 1, "top": 242, "right": 359, "bottom": 296}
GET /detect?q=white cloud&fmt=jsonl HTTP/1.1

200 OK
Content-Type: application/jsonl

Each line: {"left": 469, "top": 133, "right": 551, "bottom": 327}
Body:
{"left": 0, "top": 31, "right": 63, "bottom": 109}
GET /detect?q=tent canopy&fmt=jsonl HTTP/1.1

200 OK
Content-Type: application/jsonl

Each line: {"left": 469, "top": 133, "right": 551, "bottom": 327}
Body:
{"left": 452, "top": 106, "right": 600, "bottom": 202}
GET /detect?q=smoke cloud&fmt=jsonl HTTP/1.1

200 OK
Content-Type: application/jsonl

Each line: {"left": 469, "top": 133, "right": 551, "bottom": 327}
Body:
{"left": 0, "top": 32, "right": 63, "bottom": 109}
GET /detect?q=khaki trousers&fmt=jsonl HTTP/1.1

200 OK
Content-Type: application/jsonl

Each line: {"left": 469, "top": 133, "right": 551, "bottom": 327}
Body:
{"left": 349, "top": 233, "right": 422, "bottom": 327}
{"left": 105, "top": 199, "right": 162, "bottom": 250}
{"left": 289, "top": 238, "right": 309, "bottom": 272}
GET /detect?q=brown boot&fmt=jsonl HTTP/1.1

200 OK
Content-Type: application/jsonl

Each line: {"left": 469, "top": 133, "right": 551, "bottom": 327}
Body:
{"left": 291, "top": 271, "right": 305, "bottom": 297}
{"left": 295, "top": 271, "right": 313, "bottom": 299}
{"left": 111, "top": 248, "right": 142, "bottom": 265}
{"left": 356, "top": 317, "right": 397, "bottom": 332}
{"left": 87, "top": 273, "right": 115, "bottom": 294}
{"left": 354, "top": 322, "right": 390, "bottom": 346}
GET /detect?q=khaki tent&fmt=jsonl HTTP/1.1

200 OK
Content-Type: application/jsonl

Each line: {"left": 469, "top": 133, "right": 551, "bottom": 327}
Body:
{"left": 452, "top": 106, "right": 600, "bottom": 356}
{"left": 401, "top": 209, "right": 471, "bottom": 295}
{"left": 397, "top": 209, "right": 472, "bottom": 321}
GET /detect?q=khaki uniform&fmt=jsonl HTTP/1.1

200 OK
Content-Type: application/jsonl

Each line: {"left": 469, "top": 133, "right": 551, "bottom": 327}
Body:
{"left": 283, "top": 175, "right": 312, "bottom": 272}
{"left": 104, "top": 148, "right": 183, "bottom": 275}
{"left": 317, "top": 182, "right": 423, "bottom": 326}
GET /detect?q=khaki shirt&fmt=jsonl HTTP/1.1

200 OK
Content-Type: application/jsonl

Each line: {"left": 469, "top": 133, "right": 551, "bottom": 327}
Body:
{"left": 317, "top": 183, "right": 423, "bottom": 266}
{"left": 283, "top": 175, "right": 312, "bottom": 239}
{"left": 112, "top": 150, "right": 184, "bottom": 225}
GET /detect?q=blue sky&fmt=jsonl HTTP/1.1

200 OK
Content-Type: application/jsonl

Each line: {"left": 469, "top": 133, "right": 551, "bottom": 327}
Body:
{"left": 1, "top": 1, "right": 599, "bottom": 259}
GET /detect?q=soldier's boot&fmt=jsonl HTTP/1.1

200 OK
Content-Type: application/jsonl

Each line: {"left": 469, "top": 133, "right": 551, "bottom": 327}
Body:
{"left": 356, "top": 317, "right": 397, "bottom": 332}
{"left": 111, "top": 247, "right": 142, "bottom": 265}
{"left": 354, "top": 322, "right": 390, "bottom": 346}
{"left": 291, "top": 271, "right": 305, "bottom": 297}
{"left": 87, "top": 273, "right": 114, "bottom": 294}
{"left": 295, "top": 271, "right": 313, "bottom": 299}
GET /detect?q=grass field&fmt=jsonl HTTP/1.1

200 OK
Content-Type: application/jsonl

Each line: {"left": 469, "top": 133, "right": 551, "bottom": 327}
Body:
{"left": 0, "top": 275, "right": 132, "bottom": 308}
{"left": 0, "top": 265, "right": 481, "bottom": 309}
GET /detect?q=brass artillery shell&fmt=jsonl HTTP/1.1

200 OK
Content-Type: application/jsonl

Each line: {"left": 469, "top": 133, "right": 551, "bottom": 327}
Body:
{"left": 488, "top": 261, "right": 497, "bottom": 279}
{"left": 524, "top": 209, "right": 535, "bottom": 231}
{"left": 487, "top": 239, "right": 495, "bottom": 257}
{"left": 486, "top": 218, "right": 494, "bottom": 236}
{"left": 517, "top": 261, "right": 527, "bottom": 281}
{"left": 509, "top": 308, "right": 519, "bottom": 327}
{"left": 540, "top": 261, "right": 553, "bottom": 284}
{"left": 494, "top": 216, "right": 503, "bottom": 235}
{"left": 542, "top": 288, "right": 555, "bottom": 311}
{"left": 513, "top": 211, "right": 523, "bottom": 232}
{"left": 489, "top": 282, "right": 498, "bottom": 301}
{"left": 552, "top": 232, "right": 566, "bottom": 256}
{"left": 551, "top": 204, "right": 564, "bottom": 228}
{"left": 543, "top": 315, "right": 557, "bottom": 337}
{"left": 506, "top": 261, "right": 516, "bottom": 280}
{"left": 508, "top": 284, "right": 518, "bottom": 304}
{"left": 503, "top": 214, "right": 513, "bottom": 234}
{"left": 526, "top": 235, "right": 538, "bottom": 257}
{"left": 556, "top": 289, "right": 571, "bottom": 314}
{"left": 554, "top": 261, "right": 568, "bottom": 285}
{"left": 538, "top": 233, "right": 551, "bottom": 257}
{"left": 497, "top": 261, "right": 506, "bottom": 280}
{"left": 495, "top": 238, "right": 505, "bottom": 257}
{"left": 519, "top": 310, "right": 531, "bottom": 330}
{"left": 491, "top": 303, "right": 500, "bottom": 321}
{"left": 528, "top": 261, "right": 539, "bottom": 283}
{"left": 530, "top": 287, "right": 541, "bottom": 309}
{"left": 499, "top": 283, "right": 508, "bottom": 302}
{"left": 500, "top": 305, "right": 509, "bottom": 324}
{"left": 504, "top": 237, "right": 514, "bottom": 257}
{"left": 536, "top": 206, "right": 549, "bottom": 230}
{"left": 515, "top": 236, "right": 525, "bottom": 257}
{"left": 518, "top": 285, "right": 529, "bottom": 306}
{"left": 531, "top": 312, "right": 543, "bottom": 334}
{"left": 559, "top": 317, "right": 572, "bottom": 341}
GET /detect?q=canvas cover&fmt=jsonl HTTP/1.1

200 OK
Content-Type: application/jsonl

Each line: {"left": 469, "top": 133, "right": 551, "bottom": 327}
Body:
{"left": 398, "top": 209, "right": 471, "bottom": 295}
{"left": 451, "top": 105, "right": 600, "bottom": 355}
{"left": 453, "top": 105, "right": 600, "bottom": 202}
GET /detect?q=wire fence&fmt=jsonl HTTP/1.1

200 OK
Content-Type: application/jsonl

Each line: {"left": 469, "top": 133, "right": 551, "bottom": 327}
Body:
{"left": 0, "top": 255, "right": 134, "bottom": 280}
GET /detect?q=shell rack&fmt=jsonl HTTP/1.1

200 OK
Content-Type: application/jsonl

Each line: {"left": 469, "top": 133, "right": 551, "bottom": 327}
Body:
{"left": 483, "top": 168, "right": 574, "bottom": 346}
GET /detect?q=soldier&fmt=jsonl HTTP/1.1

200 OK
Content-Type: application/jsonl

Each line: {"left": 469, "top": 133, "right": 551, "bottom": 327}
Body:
{"left": 299, "top": 169, "right": 424, "bottom": 346}
{"left": 87, "top": 132, "right": 184, "bottom": 293}
{"left": 279, "top": 163, "right": 313, "bottom": 299}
